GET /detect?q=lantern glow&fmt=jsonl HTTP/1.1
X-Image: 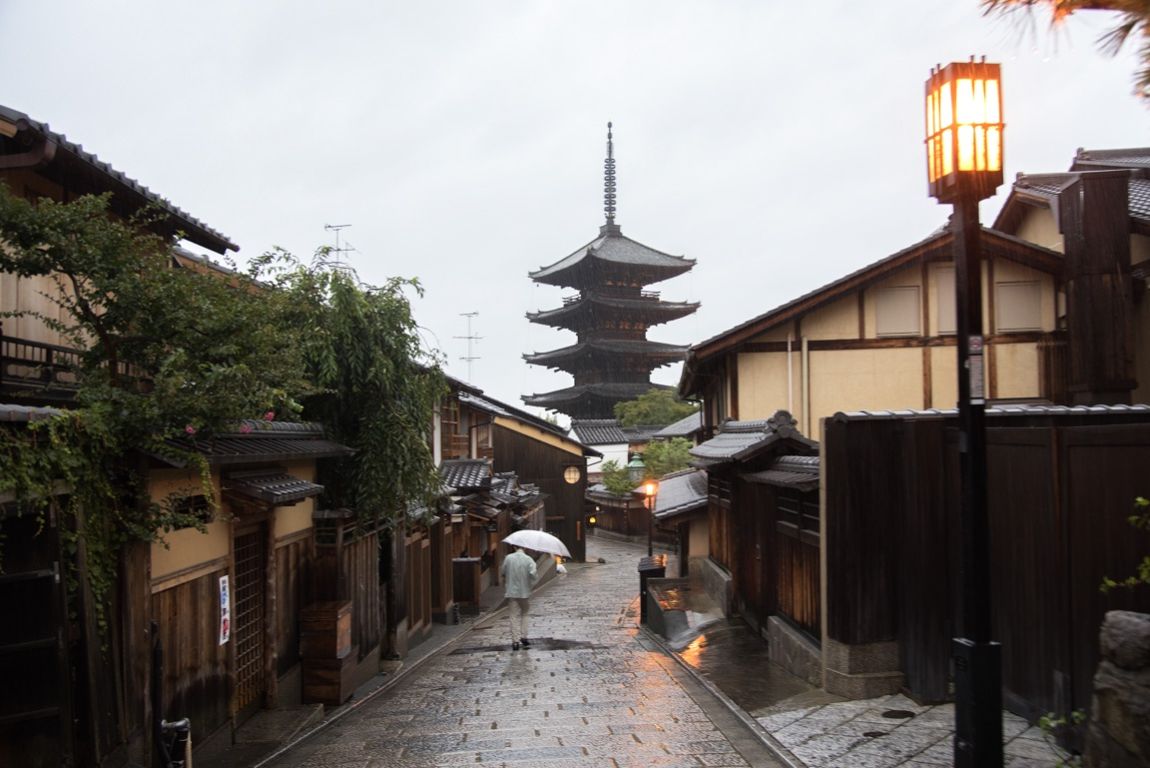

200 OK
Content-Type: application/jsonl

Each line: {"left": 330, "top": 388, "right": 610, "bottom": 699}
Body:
{"left": 925, "top": 58, "right": 1003, "bottom": 203}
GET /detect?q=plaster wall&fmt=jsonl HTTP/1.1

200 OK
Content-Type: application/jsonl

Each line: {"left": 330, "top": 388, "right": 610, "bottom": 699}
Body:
{"left": 688, "top": 517, "right": 709, "bottom": 560}
{"left": 930, "top": 345, "right": 959, "bottom": 409}
{"left": 1015, "top": 207, "right": 1063, "bottom": 252}
{"left": 803, "top": 295, "right": 858, "bottom": 341}
{"left": 736, "top": 350, "right": 793, "bottom": 421}
{"left": 808, "top": 348, "right": 923, "bottom": 441}
{"left": 749, "top": 323, "right": 796, "bottom": 344}
{"left": 274, "top": 460, "right": 317, "bottom": 540}
{"left": 149, "top": 469, "right": 227, "bottom": 581}
{"left": 993, "top": 343, "right": 1040, "bottom": 399}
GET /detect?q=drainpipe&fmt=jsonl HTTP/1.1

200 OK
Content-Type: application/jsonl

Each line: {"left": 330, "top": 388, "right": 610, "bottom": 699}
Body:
{"left": 787, "top": 333, "right": 794, "bottom": 414}
{"left": 801, "top": 336, "right": 810, "bottom": 436}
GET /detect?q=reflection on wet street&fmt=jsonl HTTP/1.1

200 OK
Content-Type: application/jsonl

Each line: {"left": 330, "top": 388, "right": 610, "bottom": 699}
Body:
{"left": 676, "top": 617, "right": 813, "bottom": 716}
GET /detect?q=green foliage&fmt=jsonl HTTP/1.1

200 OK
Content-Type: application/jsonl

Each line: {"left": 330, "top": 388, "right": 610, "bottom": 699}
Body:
{"left": 600, "top": 460, "right": 636, "bottom": 496}
{"left": 1100, "top": 496, "right": 1150, "bottom": 593}
{"left": 982, "top": 0, "right": 1150, "bottom": 100}
{"left": 643, "top": 438, "right": 694, "bottom": 478}
{"left": 0, "top": 186, "right": 445, "bottom": 612}
{"left": 1038, "top": 709, "right": 1085, "bottom": 767}
{"left": 613, "top": 388, "right": 698, "bottom": 428}
{"left": 258, "top": 250, "right": 447, "bottom": 526}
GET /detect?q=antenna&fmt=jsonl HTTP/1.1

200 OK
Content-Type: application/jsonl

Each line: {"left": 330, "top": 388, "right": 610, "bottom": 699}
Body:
{"left": 323, "top": 223, "right": 355, "bottom": 270}
{"left": 454, "top": 311, "right": 482, "bottom": 382}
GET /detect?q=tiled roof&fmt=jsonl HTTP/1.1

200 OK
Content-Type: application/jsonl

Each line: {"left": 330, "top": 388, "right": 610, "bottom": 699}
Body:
{"left": 226, "top": 470, "right": 324, "bottom": 506}
{"left": 528, "top": 294, "right": 699, "bottom": 327}
{"left": 529, "top": 226, "right": 695, "bottom": 286}
{"left": 1072, "top": 147, "right": 1150, "bottom": 170}
{"left": 1007, "top": 172, "right": 1150, "bottom": 228}
{"left": 653, "top": 411, "right": 702, "bottom": 440}
{"left": 525, "top": 382, "right": 667, "bottom": 408}
{"left": 571, "top": 419, "right": 628, "bottom": 445}
{"left": 525, "top": 339, "right": 688, "bottom": 367}
{"left": 743, "top": 455, "right": 820, "bottom": 492}
{"left": 160, "top": 421, "right": 352, "bottom": 467}
{"left": 440, "top": 459, "right": 492, "bottom": 492}
{"left": 0, "top": 104, "right": 236, "bottom": 253}
{"left": 653, "top": 468, "right": 709, "bottom": 521}
{"left": 456, "top": 390, "right": 601, "bottom": 457}
{"left": 622, "top": 425, "right": 663, "bottom": 443}
{"left": 690, "top": 411, "right": 817, "bottom": 467}
{"left": 833, "top": 404, "right": 1150, "bottom": 422}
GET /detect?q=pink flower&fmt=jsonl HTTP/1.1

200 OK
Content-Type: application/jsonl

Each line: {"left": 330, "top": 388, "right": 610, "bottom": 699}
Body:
{"left": 240, "top": 423, "right": 253, "bottom": 434}
{"left": 263, "top": 411, "right": 275, "bottom": 421}
{"left": 185, "top": 425, "right": 197, "bottom": 436}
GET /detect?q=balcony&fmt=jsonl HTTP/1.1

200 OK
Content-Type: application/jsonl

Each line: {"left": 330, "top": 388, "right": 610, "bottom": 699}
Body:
{"left": 0, "top": 336, "right": 81, "bottom": 400}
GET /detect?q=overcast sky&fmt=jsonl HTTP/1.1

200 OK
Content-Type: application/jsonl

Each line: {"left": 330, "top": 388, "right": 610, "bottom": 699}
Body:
{"left": 2, "top": 2, "right": 1147, "bottom": 425}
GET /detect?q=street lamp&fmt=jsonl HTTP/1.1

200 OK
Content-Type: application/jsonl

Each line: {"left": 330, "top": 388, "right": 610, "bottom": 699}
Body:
{"left": 925, "top": 57, "right": 1004, "bottom": 768}
{"left": 627, "top": 453, "right": 646, "bottom": 485}
{"left": 642, "top": 479, "right": 658, "bottom": 557}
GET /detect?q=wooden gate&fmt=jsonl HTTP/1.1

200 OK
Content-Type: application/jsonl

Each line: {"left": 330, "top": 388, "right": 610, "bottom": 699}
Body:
{"left": 232, "top": 526, "right": 267, "bottom": 718}
{"left": 775, "top": 488, "right": 821, "bottom": 641}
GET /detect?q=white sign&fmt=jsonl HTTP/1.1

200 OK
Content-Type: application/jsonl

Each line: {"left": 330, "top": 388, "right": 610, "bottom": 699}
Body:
{"left": 218, "top": 575, "right": 231, "bottom": 646}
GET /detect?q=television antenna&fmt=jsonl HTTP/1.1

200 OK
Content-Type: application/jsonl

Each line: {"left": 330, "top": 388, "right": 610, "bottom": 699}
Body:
{"left": 323, "top": 223, "right": 356, "bottom": 270}
{"left": 454, "top": 311, "right": 482, "bottom": 382}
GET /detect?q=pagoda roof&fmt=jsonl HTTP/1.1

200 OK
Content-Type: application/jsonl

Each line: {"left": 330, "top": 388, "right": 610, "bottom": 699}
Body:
{"left": 527, "top": 292, "right": 699, "bottom": 328}
{"left": 523, "top": 382, "right": 672, "bottom": 411}
{"left": 525, "top": 339, "right": 687, "bottom": 369}
{"left": 529, "top": 224, "right": 695, "bottom": 288}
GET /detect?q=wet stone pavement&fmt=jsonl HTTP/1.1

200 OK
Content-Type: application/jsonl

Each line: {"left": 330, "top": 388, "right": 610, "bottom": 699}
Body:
{"left": 266, "top": 537, "right": 787, "bottom": 768}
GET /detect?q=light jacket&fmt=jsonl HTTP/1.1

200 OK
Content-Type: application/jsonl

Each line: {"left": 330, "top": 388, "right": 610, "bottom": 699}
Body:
{"left": 501, "top": 549, "right": 537, "bottom": 599}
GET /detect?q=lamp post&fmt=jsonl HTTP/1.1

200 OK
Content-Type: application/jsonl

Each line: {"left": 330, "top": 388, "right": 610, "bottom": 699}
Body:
{"left": 642, "top": 479, "right": 658, "bottom": 557}
{"left": 925, "top": 57, "right": 1004, "bottom": 768}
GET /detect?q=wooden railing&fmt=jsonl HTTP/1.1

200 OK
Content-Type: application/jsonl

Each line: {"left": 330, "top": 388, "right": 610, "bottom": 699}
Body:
{"left": 0, "top": 335, "right": 82, "bottom": 394}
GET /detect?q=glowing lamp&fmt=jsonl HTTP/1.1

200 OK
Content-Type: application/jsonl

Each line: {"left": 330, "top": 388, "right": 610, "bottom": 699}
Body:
{"left": 925, "top": 58, "right": 1003, "bottom": 203}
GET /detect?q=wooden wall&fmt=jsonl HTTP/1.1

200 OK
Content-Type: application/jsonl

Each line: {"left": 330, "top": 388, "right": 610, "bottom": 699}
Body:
{"left": 151, "top": 569, "right": 231, "bottom": 740}
{"left": 491, "top": 425, "right": 587, "bottom": 561}
{"left": 824, "top": 413, "right": 1150, "bottom": 718}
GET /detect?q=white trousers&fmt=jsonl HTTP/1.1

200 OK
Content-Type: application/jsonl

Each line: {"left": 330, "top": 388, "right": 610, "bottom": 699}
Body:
{"left": 508, "top": 597, "right": 530, "bottom": 643}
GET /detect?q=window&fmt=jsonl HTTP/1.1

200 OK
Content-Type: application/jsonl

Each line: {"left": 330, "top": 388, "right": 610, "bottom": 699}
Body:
{"left": 875, "top": 286, "right": 921, "bottom": 337}
{"left": 935, "top": 266, "right": 956, "bottom": 335}
{"left": 563, "top": 465, "right": 581, "bottom": 484}
{"left": 996, "top": 281, "right": 1042, "bottom": 332}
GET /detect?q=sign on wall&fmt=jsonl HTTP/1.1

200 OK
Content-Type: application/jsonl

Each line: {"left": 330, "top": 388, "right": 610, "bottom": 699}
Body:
{"left": 218, "top": 575, "right": 231, "bottom": 645}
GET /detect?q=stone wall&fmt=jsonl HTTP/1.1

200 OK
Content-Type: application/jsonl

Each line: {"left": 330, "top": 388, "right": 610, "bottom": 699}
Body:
{"left": 1085, "top": 610, "right": 1150, "bottom": 768}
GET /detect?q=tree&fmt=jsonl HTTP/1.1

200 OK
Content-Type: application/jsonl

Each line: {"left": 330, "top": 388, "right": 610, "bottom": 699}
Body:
{"left": 982, "top": 0, "right": 1150, "bottom": 98}
{"left": 0, "top": 187, "right": 305, "bottom": 597}
{"left": 260, "top": 250, "right": 447, "bottom": 526}
{"left": 600, "top": 459, "right": 636, "bottom": 496}
{"left": 613, "top": 388, "right": 698, "bottom": 428}
{"left": 642, "top": 438, "right": 694, "bottom": 478}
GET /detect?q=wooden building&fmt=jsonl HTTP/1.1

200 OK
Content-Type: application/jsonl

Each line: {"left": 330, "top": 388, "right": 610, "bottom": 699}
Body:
{"left": 433, "top": 378, "right": 599, "bottom": 562}
{"left": 524, "top": 125, "right": 698, "bottom": 419}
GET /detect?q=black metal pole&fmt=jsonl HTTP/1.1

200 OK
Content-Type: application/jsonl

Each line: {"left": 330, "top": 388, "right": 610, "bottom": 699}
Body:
{"left": 647, "top": 495, "right": 653, "bottom": 557}
{"left": 951, "top": 187, "right": 1003, "bottom": 768}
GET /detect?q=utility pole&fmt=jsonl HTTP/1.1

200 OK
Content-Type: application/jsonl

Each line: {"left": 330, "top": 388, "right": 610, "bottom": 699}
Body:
{"left": 454, "top": 311, "right": 482, "bottom": 382}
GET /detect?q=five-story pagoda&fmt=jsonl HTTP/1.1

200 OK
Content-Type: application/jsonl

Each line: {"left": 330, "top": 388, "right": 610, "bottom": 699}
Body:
{"left": 524, "top": 124, "right": 698, "bottom": 420}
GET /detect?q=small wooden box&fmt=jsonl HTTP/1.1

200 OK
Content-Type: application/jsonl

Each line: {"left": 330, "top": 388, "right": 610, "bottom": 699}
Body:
{"left": 301, "top": 645, "right": 358, "bottom": 705}
{"left": 299, "top": 600, "right": 352, "bottom": 659}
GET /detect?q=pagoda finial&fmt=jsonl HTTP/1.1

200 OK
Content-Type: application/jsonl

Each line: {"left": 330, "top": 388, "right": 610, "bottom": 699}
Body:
{"left": 603, "top": 121, "right": 617, "bottom": 226}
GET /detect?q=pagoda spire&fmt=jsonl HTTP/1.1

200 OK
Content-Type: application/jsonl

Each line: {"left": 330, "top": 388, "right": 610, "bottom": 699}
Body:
{"left": 603, "top": 122, "right": 618, "bottom": 229}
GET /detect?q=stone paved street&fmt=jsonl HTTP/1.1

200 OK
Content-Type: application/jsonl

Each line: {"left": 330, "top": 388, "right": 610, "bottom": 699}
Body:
{"left": 265, "top": 537, "right": 787, "bottom": 768}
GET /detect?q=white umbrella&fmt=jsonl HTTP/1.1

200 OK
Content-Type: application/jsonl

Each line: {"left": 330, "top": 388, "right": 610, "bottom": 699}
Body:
{"left": 502, "top": 529, "right": 572, "bottom": 558}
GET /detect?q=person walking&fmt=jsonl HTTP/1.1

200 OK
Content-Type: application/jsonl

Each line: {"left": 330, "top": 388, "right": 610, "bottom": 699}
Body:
{"left": 500, "top": 545, "right": 537, "bottom": 650}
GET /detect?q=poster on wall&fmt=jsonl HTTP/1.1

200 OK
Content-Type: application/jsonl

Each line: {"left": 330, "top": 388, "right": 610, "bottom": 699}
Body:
{"left": 218, "top": 575, "right": 231, "bottom": 645}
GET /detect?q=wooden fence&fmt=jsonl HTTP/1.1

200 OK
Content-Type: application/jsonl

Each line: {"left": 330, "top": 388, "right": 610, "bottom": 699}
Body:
{"left": 823, "top": 410, "right": 1150, "bottom": 721}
